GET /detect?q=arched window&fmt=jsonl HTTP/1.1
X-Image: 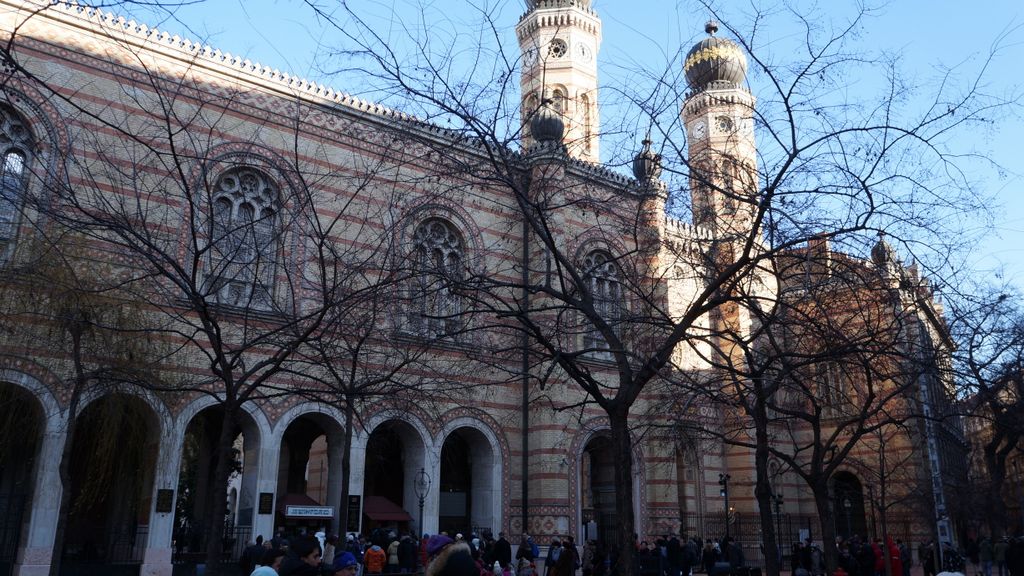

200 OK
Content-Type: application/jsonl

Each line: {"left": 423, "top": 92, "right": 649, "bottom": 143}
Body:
{"left": 551, "top": 87, "right": 567, "bottom": 116}
{"left": 411, "top": 218, "right": 464, "bottom": 338}
{"left": 204, "top": 167, "right": 280, "bottom": 309}
{"left": 0, "top": 106, "right": 34, "bottom": 260}
{"left": 582, "top": 250, "right": 622, "bottom": 358}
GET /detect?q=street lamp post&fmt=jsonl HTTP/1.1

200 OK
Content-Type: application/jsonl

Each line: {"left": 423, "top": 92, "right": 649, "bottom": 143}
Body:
{"left": 1014, "top": 461, "right": 1024, "bottom": 534}
{"left": 773, "top": 492, "right": 784, "bottom": 561}
{"left": 719, "top": 473, "right": 731, "bottom": 540}
{"left": 414, "top": 467, "right": 431, "bottom": 544}
{"left": 843, "top": 497, "right": 853, "bottom": 539}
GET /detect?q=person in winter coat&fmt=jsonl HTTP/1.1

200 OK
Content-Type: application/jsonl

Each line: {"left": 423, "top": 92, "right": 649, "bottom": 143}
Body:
{"left": 546, "top": 540, "right": 562, "bottom": 576}
{"left": 518, "top": 535, "right": 536, "bottom": 563}
{"left": 365, "top": 543, "right": 387, "bottom": 574}
{"left": 982, "top": 538, "right": 995, "bottom": 576}
{"left": 346, "top": 535, "right": 364, "bottom": 565}
{"left": 399, "top": 535, "right": 418, "bottom": 573}
{"left": 582, "top": 541, "right": 596, "bottom": 576}
{"left": 242, "top": 536, "right": 266, "bottom": 574}
{"left": 493, "top": 533, "right": 513, "bottom": 570}
{"left": 426, "top": 538, "right": 479, "bottom": 576}
{"left": 278, "top": 536, "right": 323, "bottom": 576}
{"left": 252, "top": 549, "right": 287, "bottom": 576}
{"left": 886, "top": 538, "right": 902, "bottom": 576}
{"left": 387, "top": 538, "right": 401, "bottom": 573}
{"left": 996, "top": 538, "right": 1010, "bottom": 576}
{"left": 872, "top": 540, "right": 885, "bottom": 576}
{"left": 333, "top": 552, "right": 361, "bottom": 576}
{"left": 702, "top": 542, "right": 717, "bottom": 574}
{"left": 550, "top": 543, "right": 576, "bottom": 576}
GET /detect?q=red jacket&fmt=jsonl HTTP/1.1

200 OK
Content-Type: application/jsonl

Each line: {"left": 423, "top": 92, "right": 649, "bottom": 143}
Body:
{"left": 887, "top": 539, "right": 903, "bottom": 576}
{"left": 365, "top": 546, "right": 387, "bottom": 573}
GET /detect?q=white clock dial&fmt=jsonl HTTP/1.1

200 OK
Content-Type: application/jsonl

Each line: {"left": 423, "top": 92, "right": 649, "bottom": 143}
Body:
{"left": 575, "top": 42, "right": 593, "bottom": 63}
{"left": 691, "top": 121, "right": 707, "bottom": 139}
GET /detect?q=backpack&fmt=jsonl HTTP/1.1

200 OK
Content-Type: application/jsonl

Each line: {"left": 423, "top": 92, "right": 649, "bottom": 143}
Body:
{"left": 531, "top": 541, "right": 540, "bottom": 560}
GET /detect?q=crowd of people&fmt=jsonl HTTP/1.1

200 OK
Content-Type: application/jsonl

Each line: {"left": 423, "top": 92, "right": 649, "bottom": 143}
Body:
{"left": 237, "top": 526, "right": 1024, "bottom": 576}
{"left": 236, "top": 528, "right": 746, "bottom": 576}
{"left": 238, "top": 528, "right": 532, "bottom": 576}
{"left": 959, "top": 536, "right": 1024, "bottom": 576}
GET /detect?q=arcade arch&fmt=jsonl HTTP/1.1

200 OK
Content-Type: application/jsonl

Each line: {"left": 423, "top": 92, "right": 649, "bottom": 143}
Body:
{"left": 577, "top": 430, "right": 642, "bottom": 546}
{"left": 362, "top": 419, "right": 427, "bottom": 533}
{"left": 832, "top": 471, "right": 868, "bottom": 540}
{"left": 0, "top": 382, "right": 45, "bottom": 573}
{"left": 437, "top": 424, "right": 500, "bottom": 536}
{"left": 173, "top": 405, "right": 263, "bottom": 558}
{"left": 274, "top": 409, "right": 345, "bottom": 534}
{"left": 61, "top": 393, "right": 160, "bottom": 570}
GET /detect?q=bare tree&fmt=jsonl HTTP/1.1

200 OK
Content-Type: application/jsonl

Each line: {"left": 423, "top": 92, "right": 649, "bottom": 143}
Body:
{"left": 0, "top": 234, "right": 172, "bottom": 576}
{"left": 1, "top": 2, "right": 1016, "bottom": 575}
{"left": 288, "top": 3, "right": 1015, "bottom": 576}
{"left": 0, "top": 5, "right": 467, "bottom": 569}
{"left": 948, "top": 285, "right": 1024, "bottom": 536}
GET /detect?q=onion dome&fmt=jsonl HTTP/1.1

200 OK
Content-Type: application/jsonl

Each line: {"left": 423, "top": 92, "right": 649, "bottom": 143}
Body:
{"left": 531, "top": 104, "right": 565, "bottom": 144}
{"left": 684, "top": 21, "right": 748, "bottom": 92}
{"left": 632, "top": 139, "right": 662, "bottom": 182}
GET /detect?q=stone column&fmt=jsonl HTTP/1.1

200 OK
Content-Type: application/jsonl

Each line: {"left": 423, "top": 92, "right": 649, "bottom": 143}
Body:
{"left": 15, "top": 421, "right": 66, "bottom": 576}
{"left": 141, "top": 431, "right": 183, "bottom": 576}
{"left": 347, "top": 434, "right": 367, "bottom": 535}
{"left": 325, "top": 431, "right": 345, "bottom": 534}
{"left": 250, "top": 438, "right": 280, "bottom": 542}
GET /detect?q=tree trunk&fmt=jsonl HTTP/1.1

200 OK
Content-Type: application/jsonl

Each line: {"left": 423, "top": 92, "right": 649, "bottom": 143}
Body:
{"left": 752, "top": 397, "right": 781, "bottom": 576}
{"left": 48, "top": 328, "right": 86, "bottom": 576}
{"left": 609, "top": 410, "right": 636, "bottom": 576}
{"left": 339, "top": 397, "right": 355, "bottom": 536}
{"left": 983, "top": 440, "right": 1008, "bottom": 536}
{"left": 812, "top": 481, "right": 839, "bottom": 573}
{"left": 880, "top": 465, "right": 892, "bottom": 576}
{"left": 204, "top": 404, "right": 239, "bottom": 574}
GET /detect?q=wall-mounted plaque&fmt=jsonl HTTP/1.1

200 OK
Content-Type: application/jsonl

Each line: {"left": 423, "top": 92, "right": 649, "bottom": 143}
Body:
{"left": 259, "top": 492, "right": 274, "bottom": 515}
{"left": 155, "top": 489, "right": 174, "bottom": 513}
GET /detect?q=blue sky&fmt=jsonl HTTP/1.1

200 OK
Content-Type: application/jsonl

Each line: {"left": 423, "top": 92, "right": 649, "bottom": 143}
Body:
{"left": 121, "top": 0, "right": 1024, "bottom": 292}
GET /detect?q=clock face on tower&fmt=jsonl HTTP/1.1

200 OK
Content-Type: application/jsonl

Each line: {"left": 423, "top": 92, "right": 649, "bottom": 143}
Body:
{"left": 691, "top": 120, "right": 707, "bottom": 140}
{"left": 575, "top": 42, "right": 593, "bottom": 63}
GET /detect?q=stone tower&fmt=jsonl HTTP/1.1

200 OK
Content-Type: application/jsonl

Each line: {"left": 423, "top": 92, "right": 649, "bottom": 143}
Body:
{"left": 682, "top": 21, "right": 757, "bottom": 241}
{"left": 516, "top": 0, "right": 602, "bottom": 162}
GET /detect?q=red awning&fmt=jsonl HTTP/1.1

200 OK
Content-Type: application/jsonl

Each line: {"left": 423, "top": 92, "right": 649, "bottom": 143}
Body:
{"left": 363, "top": 495, "right": 412, "bottom": 522}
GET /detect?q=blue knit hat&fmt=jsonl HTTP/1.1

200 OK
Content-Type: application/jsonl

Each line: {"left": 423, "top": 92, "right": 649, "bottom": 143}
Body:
{"left": 334, "top": 551, "right": 358, "bottom": 570}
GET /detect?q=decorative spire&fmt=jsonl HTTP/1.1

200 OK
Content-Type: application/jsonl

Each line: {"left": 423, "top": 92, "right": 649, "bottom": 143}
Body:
{"left": 870, "top": 232, "right": 898, "bottom": 267}
{"left": 705, "top": 20, "right": 719, "bottom": 35}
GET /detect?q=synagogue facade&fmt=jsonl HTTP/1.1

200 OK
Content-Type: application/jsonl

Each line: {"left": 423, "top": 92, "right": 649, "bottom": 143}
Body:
{"left": 0, "top": 1, "right": 966, "bottom": 576}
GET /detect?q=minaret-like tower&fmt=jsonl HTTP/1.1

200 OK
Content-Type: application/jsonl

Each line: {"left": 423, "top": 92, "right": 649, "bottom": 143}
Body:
{"left": 682, "top": 21, "right": 757, "bottom": 240}
{"left": 516, "top": 0, "right": 602, "bottom": 162}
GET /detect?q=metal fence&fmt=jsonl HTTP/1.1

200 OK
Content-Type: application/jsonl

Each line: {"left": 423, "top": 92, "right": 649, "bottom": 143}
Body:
{"left": 172, "top": 525, "right": 252, "bottom": 565}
